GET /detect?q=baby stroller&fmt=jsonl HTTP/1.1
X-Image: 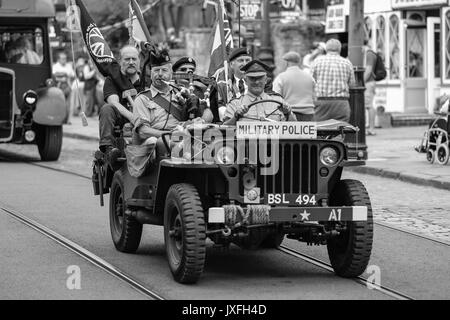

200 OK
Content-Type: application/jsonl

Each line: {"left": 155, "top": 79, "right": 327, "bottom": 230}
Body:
{"left": 415, "top": 96, "right": 450, "bottom": 165}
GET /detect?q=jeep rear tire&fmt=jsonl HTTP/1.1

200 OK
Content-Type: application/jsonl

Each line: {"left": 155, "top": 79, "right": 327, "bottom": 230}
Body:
{"left": 327, "top": 179, "right": 373, "bottom": 278}
{"left": 110, "top": 170, "right": 142, "bottom": 253}
{"left": 36, "top": 124, "right": 62, "bottom": 161}
{"left": 164, "top": 183, "right": 206, "bottom": 284}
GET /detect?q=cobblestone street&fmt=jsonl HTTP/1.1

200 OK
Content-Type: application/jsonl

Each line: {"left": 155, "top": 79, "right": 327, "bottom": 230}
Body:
{"left": 344, "top": 171, "right": 450, "bottom": 244}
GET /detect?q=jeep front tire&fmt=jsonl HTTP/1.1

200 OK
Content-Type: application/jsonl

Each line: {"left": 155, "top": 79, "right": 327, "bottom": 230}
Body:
{"left": 327, "top": 179, "right": 373, "bottom": 278}
{"left": 164, "top": 183, "right": 206, "bottom": 284}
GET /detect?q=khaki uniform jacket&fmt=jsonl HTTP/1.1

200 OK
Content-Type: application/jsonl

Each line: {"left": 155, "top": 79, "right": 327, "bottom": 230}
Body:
{"left": 133, "top": 86, "right": 183, "bottom": 133}
{"left": 224, "top": 91, "right": 290, "bottom": 122}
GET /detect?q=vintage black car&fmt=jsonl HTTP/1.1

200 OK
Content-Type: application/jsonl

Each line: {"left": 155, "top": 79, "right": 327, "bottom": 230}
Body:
{"left": 93, "top": 100, "right": 373, "bottom": 284}
{"left": 0, "top": 0, "right": 65, "bottom": 161}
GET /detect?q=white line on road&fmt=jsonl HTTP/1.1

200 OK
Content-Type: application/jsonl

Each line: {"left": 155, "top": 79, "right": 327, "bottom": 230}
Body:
{"left": 278, "top": 245, "right": 415, "bottom": 301}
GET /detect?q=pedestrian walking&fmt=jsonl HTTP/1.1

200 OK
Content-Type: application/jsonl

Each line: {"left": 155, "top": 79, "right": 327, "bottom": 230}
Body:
{"left": 364, "top": 40, "right": 378, "bottom": 135}
{"left": 311, "top": 39, "right": 355, "bottom": 122}
{"left": 272, "top": 51, "right": 315, "bottom": 121}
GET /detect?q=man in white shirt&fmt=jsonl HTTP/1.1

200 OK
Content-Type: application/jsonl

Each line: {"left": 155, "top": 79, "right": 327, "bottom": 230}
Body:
{"left": 52, "top": 51, "right": 75, "bottom": 84}
{"left": 52, "top": 50, "right": 75, "bottom": 124}
{"left": 273, "top": 51, "right": 315, "bottom": 121}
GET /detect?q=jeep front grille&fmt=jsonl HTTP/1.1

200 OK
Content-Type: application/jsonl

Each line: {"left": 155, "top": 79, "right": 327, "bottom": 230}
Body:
{"left": 256, "top": 141, "right": 318, "bottom": 195}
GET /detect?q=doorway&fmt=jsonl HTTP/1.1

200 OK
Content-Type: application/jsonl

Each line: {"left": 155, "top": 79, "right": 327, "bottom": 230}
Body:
{"left": 404, "top": 26, "right": 428, "bottom": 113}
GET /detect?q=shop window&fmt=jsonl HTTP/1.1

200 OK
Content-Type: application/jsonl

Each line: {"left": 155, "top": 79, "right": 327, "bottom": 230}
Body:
{"left": 389, "top": 15, "right": 400, "bottom": 80}
{"left": 376, "top": 15, "right": 386, "bottom": 60}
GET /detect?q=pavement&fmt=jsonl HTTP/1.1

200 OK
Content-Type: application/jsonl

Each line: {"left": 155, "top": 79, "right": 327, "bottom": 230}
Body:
{"left": 63, "top": 115, "right": 450, "bottom": 191}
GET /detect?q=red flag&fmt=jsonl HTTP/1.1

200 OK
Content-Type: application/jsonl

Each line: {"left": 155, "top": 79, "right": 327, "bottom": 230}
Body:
{"left": 72, "top": 0, "right": 136, "bottom": 96}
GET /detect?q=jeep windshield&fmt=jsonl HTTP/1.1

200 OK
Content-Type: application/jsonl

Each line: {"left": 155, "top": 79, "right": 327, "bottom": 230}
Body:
{"left": 0, "top": 26, "right": 44, "bottom": 65}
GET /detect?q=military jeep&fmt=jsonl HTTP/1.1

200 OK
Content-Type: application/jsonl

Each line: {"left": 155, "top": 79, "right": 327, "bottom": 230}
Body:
{"left": 0, "top": 0, "right": 65, "bottom": 161}
{"left": 93, "top": 100, "right": 373, "bottom": 284}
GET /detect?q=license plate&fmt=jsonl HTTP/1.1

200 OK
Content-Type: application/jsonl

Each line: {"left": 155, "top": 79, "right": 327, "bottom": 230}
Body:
{"left": 265, "top": 193, "right": 317, "bottom": 206}
{"left": 236, "top": 121, "right": 317, "bottom": 140}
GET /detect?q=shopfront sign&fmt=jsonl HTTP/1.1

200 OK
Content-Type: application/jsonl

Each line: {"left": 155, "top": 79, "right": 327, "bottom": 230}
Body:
{"left": 325, "top": 0, "right": 346, "bottom": 33}
{"left": 269, "top": 0, "right": 303, "bottom": 21}
{"left": 392, "top": 0, "right": 448, "bottom": 9}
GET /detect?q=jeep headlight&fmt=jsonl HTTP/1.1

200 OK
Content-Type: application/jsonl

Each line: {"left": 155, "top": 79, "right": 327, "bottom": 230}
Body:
{"left": 320, "top": 147, "right": 339, "bottom": 167}
{"left": 215, "top": 146, "right": 235, "bottom": 165}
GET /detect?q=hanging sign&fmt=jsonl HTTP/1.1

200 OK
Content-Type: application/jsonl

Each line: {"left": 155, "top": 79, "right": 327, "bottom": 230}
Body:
{"left": 325, "top": 0, "right": 346, "bottom": 34}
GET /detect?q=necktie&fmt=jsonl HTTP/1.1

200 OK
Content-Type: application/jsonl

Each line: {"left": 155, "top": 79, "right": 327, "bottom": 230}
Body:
{"left": 238, "top": 78, "right": 245, "bottom": 95}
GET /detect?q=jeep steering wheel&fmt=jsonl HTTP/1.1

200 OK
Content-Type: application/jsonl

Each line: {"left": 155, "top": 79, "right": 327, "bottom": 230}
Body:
{"left": 240, "top": 99, "right": 284, "bottom": 121}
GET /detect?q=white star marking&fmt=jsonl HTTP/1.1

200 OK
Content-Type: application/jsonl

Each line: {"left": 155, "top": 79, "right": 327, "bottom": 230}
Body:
{"left": 300, "top": 210, "right": 311, "bottom": 221}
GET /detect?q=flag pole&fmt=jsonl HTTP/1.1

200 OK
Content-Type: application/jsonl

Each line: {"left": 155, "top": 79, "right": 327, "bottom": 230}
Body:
{"left": 130, "top": 0, "right": 153, "bottom": 47}
{"left": 66, "top": 0, "right": 89, "bottom": 126}
{"left": 217, "top": 0, "right": 230, "bottom": 104}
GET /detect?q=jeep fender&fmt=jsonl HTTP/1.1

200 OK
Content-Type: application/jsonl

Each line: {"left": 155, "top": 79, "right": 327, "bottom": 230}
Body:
{"left": 33, "top": 87, "right": 66, "bottom": 126}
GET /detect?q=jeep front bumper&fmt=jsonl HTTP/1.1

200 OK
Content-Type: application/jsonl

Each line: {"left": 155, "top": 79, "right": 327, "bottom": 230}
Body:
{"left": 208, "top": 206, "right": 368, "bottom": 224}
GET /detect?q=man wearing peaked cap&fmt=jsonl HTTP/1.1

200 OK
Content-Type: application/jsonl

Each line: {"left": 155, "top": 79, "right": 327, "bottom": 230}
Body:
{"left": 223, "top": 60, "right": 296, "bottom": 125}
{"left": 240, "top": 59, "right": 270, "bottom": 77}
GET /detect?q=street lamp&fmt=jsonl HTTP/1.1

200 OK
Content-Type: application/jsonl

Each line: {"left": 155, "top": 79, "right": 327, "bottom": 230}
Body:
{"left": 346, "top": 0, "right": 367, "bottom": 160}
{"left": 258, "top": 0, "right": 275, "bottom": 77}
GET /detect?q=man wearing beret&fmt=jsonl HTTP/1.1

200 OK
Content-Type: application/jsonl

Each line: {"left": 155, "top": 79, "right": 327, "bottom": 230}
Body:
{"left": 273, "top": 51, "right": 315, "bottom": 121}
{"left": 172, "top": 56, "right": 213, "bottom": 123}
{"left": 215, "top": 47, "right": 252, "bottom": 119}
{"left": 223, "top": 60, "right": 296, "bottom": 125}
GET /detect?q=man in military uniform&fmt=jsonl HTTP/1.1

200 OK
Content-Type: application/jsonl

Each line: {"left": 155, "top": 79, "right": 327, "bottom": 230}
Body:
{"left": 215, "top": 48, "right": 252, "bottom": 120}
{"left": 172, "top": 56, "right": 196, "bottom": 74}
{"left": 223, "top": 60, "right": 296, "bottom": 125}
{"left": 172, "top": 56, "right": 214, "bottom": 123}
{"left": 133, "top": 51, "right": 212, "bottom": 146}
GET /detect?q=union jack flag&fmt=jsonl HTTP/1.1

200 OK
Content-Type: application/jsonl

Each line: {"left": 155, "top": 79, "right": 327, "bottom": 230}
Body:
{"left": 207, "top": 0, "right": 234, "bottom": 78}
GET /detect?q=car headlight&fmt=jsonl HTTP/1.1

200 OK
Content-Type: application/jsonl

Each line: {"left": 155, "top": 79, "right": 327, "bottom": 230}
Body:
{"left": 23, "top": 90, "right": 38, "bottom": 105}
{"left": 215, "top": 146, "right": 235, "bottom": 165}
{"left": 320, "top": 147, "right": 339, "bottom": 167}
